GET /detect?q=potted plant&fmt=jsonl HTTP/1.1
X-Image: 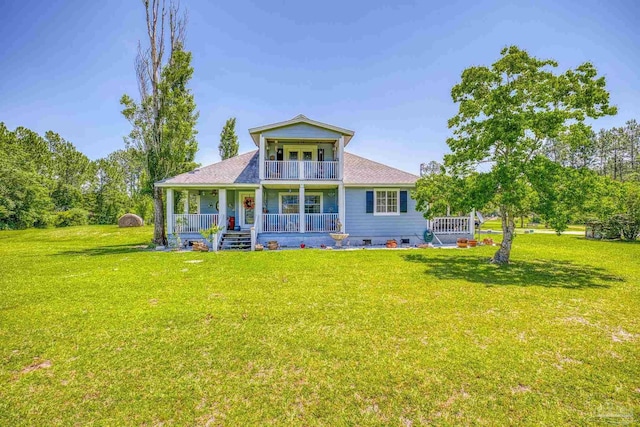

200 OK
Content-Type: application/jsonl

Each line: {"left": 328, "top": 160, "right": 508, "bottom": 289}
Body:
{"left": 457, "top": 238, "right": 468, "bottom": 248}
{"left": 386, "top": 239, "right": 398, "bottom": 248}
{"left": 468, "top": 239, "right": 478, "bottom": 247}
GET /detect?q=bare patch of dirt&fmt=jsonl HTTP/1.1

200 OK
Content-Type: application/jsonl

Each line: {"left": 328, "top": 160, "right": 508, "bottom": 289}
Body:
{"left": 511, "top": 384, "right": 531, "bottom": 394}
{"left": 21, "top": 359, "right": 52, "bottom": 374}
{"left": 611, "top": 328, "right": 637, "bottom": 343}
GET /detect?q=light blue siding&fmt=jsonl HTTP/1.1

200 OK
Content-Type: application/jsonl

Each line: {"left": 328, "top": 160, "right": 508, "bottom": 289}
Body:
{"left": 262, "top": 123, "right": 341, "bottom": 139}
{"left": 200, "top": 193, "right": 219, "bottom": 214}
{"left": 344, "top": 187, "right": 428, "bottom": 245}
{"left": 263, "top": 188, "right": 338, "bottom": 214}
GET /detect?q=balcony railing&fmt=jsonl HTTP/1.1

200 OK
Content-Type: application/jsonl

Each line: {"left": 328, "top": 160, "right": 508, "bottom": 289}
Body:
{"left": 263, "top": 213, "right": 338, "bottom": 233}
{"left": 174, "top": 214, "right": 219, "bottom": 233}
{"left": 264, "top": 161, "right": 339, "bottom": 180}
{"left": 428, "top": 216, "right": 470, "bottom": 234}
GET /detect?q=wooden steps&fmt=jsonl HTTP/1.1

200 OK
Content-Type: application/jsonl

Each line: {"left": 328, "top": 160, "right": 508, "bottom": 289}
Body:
{"left": 219, "top": 231, "right": 251, "bottom": 251}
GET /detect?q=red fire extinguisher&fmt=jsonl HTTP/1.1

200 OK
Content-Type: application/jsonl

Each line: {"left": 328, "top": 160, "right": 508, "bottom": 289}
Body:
{"left": 228, "top": 216, "right": 235, "bottom": 230}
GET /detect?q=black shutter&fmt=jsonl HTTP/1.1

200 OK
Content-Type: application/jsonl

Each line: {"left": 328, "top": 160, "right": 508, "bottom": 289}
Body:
{"left": 366, "top": 191, "right": 374, "bottom": 213}
{"left": 400, "top": 191, "right": 408, "bottom": 213}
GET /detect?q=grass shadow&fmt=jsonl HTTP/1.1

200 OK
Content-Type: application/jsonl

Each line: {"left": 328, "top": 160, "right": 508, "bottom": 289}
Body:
{"left": 402, "top": 254, "right": 623, "bottom": 289}
{"left": 55, "top": 244, "right": 151, "bottom": 257}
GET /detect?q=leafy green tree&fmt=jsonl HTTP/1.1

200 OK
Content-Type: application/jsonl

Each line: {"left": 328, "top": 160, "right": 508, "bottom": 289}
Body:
{"left": 419, "top": 46, "right": 616, "bottom": 263}
{"left": 0, "top": 123, "right": 53, "bottom": 229}
{"left": 120, "top": 0, "right": 198, "bottom": 245}
{"left": 219, "top": 117, "right": 239, "bottom": 160}
{"left": 45, "top": 131, "right": 95, "bottom": 211}
{"left": 92, "top": 151, "right": 134, "bottom": 224}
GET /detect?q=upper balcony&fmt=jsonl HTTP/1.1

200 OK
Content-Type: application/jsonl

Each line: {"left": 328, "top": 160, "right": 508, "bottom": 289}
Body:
{"left": 264, "top": 160, "right": 339, "bottom": 180}
{"left": 250, "top": 114, "right": 354, "bottom": 182}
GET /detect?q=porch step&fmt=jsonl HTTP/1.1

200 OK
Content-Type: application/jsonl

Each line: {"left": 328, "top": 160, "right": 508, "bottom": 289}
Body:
{"left": 219, "top": 231, "right": 252, "bottom": 251}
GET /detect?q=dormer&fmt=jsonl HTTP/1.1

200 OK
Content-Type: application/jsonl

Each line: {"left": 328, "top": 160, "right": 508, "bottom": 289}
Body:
{"left": 249, "top": 115, "right": 355, "bottom": 181}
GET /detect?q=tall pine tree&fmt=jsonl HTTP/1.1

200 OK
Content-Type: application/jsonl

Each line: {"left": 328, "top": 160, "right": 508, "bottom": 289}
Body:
{"left": 219, "top": 117, "right": 239, "bottom": 160}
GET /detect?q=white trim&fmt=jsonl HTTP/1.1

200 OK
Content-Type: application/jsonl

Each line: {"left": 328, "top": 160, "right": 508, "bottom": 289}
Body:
{"left": 278, "top": 192, "right": 323, "bottom": 214}
{"left": 249, "top": 115, "right": 354, "bottom": 145}
{"left": 345, "top": 184, "right": 415, "bottom": 188}
{"left": 155, "top": 183, "right": 259, "bottom": 188}
{"left": 373, "top": 188, "right": 400, "bottom": 216}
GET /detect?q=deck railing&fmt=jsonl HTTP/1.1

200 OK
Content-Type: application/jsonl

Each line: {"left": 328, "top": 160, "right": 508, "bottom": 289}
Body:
{"left": 264, "top": 161, "right": 339, "bottom": 180}
{"left": 262, "top": 213, "right": 338, "bottom": 233}
{"left": 305, "top": 213, "right": 339, "bottom": 232}
{"left": 428, "top": 216, "right": 470, "bottom": 234}
{"left": 173, "top": 214, "right": 219, "bottom": 233}
{"left": 263, "top": 213, "right": 300, "bottom": 232}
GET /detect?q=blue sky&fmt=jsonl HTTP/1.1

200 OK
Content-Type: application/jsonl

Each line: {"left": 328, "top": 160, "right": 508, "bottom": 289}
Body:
{"left": 1, "top": 0, "right": 639, "bottom": 174}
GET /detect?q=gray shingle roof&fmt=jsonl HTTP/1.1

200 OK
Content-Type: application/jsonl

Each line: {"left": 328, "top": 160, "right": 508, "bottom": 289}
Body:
{"left": 156, "top": 150, "right": 418, "bottom": 186}
{"left": 343, "top": 153, "right": 419, "bottom": 185}
{"left": 157, "top": 150, "right": 259, "bottom": 186}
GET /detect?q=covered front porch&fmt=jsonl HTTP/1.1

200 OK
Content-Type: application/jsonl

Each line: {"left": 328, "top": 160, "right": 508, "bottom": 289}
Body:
{"left": 164, "top": 183, "right": 346, "bottom": 237}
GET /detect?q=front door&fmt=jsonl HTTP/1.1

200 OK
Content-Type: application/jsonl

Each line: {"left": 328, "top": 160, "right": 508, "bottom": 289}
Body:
{"left": 239, "top": 192, "right": 255, "bottom": 228}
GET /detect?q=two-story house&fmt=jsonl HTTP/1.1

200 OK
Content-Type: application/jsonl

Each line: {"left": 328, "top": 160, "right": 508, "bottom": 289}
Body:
{"left": 156, "top": 115, "right": 473, "bottom": 250}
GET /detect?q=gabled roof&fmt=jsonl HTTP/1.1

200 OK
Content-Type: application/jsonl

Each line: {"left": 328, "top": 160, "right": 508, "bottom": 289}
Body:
{"left": 343, "top": 153, "right": 419, "bottom": 186}
{"left": 156, "top": 150, "right": 259, "bottom": 186}
{"left": 248, "top": 114, "right": 355, "bottom": 145}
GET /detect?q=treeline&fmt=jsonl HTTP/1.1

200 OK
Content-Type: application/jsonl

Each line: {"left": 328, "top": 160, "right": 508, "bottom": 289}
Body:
{"left": 544, "top": 119, "right": 640, "bottom": 182}
{"left": 0, "top": 123, "right": 153, "bottom": 229}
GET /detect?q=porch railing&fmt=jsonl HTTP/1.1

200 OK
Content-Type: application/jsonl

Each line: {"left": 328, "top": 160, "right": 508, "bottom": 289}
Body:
{"left": 305, "top": 213, "right": 339, "bottom": 232}
{"left": 173, "top": 214, "right": 219, "bottom": 233}
{"left": 264, "top": 161, "right": 339, "bottom": 180}
{"left": 262, "top": 213, "right": 339, "bottom": 233}
{"left": 263, "top": 213, "right": 300, "bottom": 232}
{"left": 428, "top": 216, "right": 470, "bottom": 234}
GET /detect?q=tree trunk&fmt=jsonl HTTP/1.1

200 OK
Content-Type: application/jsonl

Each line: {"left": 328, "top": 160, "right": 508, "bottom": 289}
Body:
{"left": 492, "top": 209, "right": 514, "bottom": 264}
{"left": 153, "top": 186, "right": 167, "bottom": 245}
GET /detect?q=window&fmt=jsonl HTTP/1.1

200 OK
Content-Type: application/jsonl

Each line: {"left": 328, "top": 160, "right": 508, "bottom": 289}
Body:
{"left": 281, "top": 195, "right": 299, "bottom": 214}
{"left": 305, "top": 194, "right": 321, "bottom": 213}
{"left": 279, "top": 192, "right": 323, "bottom": 214}
{"left": 375, "top": 189, "right": 399, "bottom": 215}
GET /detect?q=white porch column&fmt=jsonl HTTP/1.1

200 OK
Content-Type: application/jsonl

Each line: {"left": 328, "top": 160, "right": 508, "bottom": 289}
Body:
{"left": 259, "top": 134, "right": 265, "bottom": 180}
{"left": 470, "top": 209, "right": 476, "bottom": 236}
{"left": 166, "top": 188, "right": 174, "bottom": 235}
{"left": 218, "top": 189, "right": 227, "bottom": 229}
{"left": 254, "top": 186, "right": 263, "bottom": 233}
{"left": 337, "top": 136, "right": 345, "bottom": 180}
{"left": 183, "top": 191, "right": 189, "bottom": 214}
{"left": 299, "top": 184, "right": 305, "bottom": 233}
{"left": 338, "top": 184, "right": 346, "bottom": 232}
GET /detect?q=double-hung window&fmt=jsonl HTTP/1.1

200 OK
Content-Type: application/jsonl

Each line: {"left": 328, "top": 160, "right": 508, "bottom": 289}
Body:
{"left": 281, "top": 194, "right": 299, "bottom": 214}
{"left": 374, "top": 189, "right": 399, "bottom": 215}
{"left": 304, "top": 194, "right": 321, "bottom": 214}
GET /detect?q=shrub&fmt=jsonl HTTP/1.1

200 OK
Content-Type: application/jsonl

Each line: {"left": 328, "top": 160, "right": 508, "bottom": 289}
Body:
{"left": 604, "top": 214, "right": 640, "bottom": 241}
{"left": 54, "top": 208, "right": 89, "bottom": 227}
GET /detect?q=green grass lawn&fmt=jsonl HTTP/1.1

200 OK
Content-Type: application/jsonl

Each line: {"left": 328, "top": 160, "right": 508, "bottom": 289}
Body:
{"left": 1, "top": 226, "right": 638, "bottom": 425}
{"left": 481, "top": 219, "right": 586, "bottom": 233}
